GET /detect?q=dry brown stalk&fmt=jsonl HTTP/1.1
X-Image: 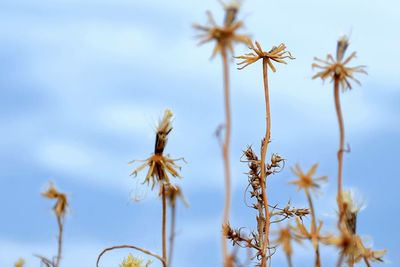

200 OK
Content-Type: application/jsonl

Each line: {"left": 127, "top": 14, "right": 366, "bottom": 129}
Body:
{"left": 161, "top": 184, "right": 167, "bottom": 264}
{"left": 165, "top": 185, "right": 188, "bottom": 266}
{"left": 312, "top": 36, "right": 366, "bottom": 223}
{"left": 96, "top": 245, "right": 166, "bottom": 267}
{"left": 194, "top": 3, "right": 249, "bottom": 265}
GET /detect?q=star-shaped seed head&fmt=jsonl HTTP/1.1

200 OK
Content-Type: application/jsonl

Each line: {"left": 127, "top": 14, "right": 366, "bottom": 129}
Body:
{"left": 193, "top": 1, "right": 249, "bottom": 58}
{"left": 236, "top": 40, "right": 295, "bottom": 72}
{"left": 312, "top": 36, "right": 367, "bottom": 91}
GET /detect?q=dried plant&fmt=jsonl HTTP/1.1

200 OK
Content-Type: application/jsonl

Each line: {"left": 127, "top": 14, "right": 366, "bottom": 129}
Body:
{"left": 194, "top": 2, "right": 249, "bottom": 265}
{"left": 290, "top": 164, "right": 328, "bottom": 267}
{"left": 273, "top": 225, "right": 302, "bottom": 267}
{"left": 36, "top": 182, "right": 68, "bottom": 267}
{"left": 97, "top": 109, "right": 185, "bottom": 267}
{"left": 312, "top": 37, "right": 385, "bottom": 267}
{"left": 312, "top": 36, "right": 367, "bottom": 220}
{"left": 164, "top": 184, "right": 189, "bottom": 266}
{"left": 234, "top": 40, "right": 294, "bottom": 266}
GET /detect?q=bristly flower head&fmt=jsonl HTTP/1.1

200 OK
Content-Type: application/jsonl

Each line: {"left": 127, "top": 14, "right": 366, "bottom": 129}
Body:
{"left": 341, "top": 190, "right": 364, "bottom": 235}
{"left": 290, "top": 164, "right": 327, "bottom": 194}
{"left": 236, "top": 40, "right": 295, "bottom": 72}
{"left": 273, "top": 225, "right": 301, "bottom": 257}
{"left": 130, "top": 109, "right": 184, "bottom": 190}
{"left": 193, "top": 1, "right": 249, "bottom": 58}
{"left": 120, "top": 254, "right": 151, "bottom": 267}
{"left": 312, "top": 35, "right": 367, "bottom": 91}
{"left": 42, "top": 182, "right": 68, "bottom": 218}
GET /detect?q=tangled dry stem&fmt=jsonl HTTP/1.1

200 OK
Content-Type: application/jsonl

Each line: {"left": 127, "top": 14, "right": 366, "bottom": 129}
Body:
{"left": 96, "top": 245, "right": 166, "bottom": 267}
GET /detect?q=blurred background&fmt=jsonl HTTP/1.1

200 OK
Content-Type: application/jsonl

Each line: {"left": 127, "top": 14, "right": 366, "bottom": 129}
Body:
{"left": 0, "top": 0, "right": 399, "bottom": 266}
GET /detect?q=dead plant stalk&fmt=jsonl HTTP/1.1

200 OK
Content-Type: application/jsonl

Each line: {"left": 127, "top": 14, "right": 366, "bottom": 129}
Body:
{"left": 260, "top": 58, "right": 271, "bottom": 267}
{"left": 305, "top": 189, "right": 321, "bottom": 267}
{"left": 161, "top": 184, "right": 167, "bottom": 264}
{"left": 334, "top": 78, "right": 345, "bottom": 222}
{"left": 221, "top": 48, "right": 232, "bottom": 264}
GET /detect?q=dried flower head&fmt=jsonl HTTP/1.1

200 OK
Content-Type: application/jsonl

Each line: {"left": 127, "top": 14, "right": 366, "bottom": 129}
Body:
{"left": 130, "top": 109, "right": 184, "bottom": 190}
{"left": 193, "top": 1, "right": 249, "bottom": 58}
{"left": 293, "top": 218, "right": 326, "bottom": 250}
{"left": 120, "top": 254, "right": 151, "bottom": 267}
{"left": 236, "top": 40, "right": 295, "bottom": 72}
{"left": 341, "top": 190, "right": 364, "bottom": 234}
{"left": 14, "top": 258, "right": 25, "bottom": 267}
{"left": 273, "top": 225, "right": 301, "bottom": 257}
{"left": 290, "top": 164, "right": 327, "bottom": 193}
{"left": 324, "top": 233, "right": 386, "bottom": 265}
{"left": 312, "top": 35, "right": 367, "bottom": 91}
{"left": 163, "top": 184, "right": 189, "bottom": 207}
{"left": 42, "top": 182, "right": 68, "bottom": 218}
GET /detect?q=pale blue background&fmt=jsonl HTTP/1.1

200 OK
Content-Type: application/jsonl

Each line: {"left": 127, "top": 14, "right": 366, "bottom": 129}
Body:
{"left": 0, "top": 0, "right": 399, "bottom": 266}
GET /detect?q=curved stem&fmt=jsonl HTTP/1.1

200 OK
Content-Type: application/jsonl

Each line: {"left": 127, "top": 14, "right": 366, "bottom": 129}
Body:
{"left": 96, "top": 245, "right": 166, "bottom": 267}
{"left": 334, "top": 78, "right": 345, "bottom": 224}
{"left": 55, "top": 216, "right": 63, "bottom": 267}
{"left": 260, "top": 59, "right": 271, "bottom": 267}
{"left": 221, "top": 48, "right": 232, "bottom": 266}
{"left": 168, "top": 204, "right": 176, "bottom": 267}
{"left": 305, "top": 190, "right": 321, "bottom": 267}
{"left": 162, "top": 184, "right": 167, "bottom": 265}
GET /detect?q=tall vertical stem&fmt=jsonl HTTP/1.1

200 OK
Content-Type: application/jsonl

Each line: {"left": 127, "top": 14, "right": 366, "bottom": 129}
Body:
{"left": 161, "top": 185, "right": 167, "bottom": 265}
{"left": 260, "top": 59, "right": 271, "bottom": 267}
{"left": 334, "top": 78, "right": 345, "bottom": 222}
{"left": 305, "top": 190, "right": 321, "bottom": 267}
{"left": 55, "top": 216, "right": 63, "bottom": 267}
{"left": 168, "top": 204, "right": 176, "bottom": 267}
{"left": 221, "top": 49, "right": 232, "bottom": 266}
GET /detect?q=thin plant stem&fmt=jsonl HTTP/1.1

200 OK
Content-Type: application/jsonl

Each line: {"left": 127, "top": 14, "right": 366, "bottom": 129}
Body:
{"left": 55, "top": 216, "right": 63, "bottom": 267}
{"left": 260, "top": 59, "right": 271, "bottom": 267}
{"left": 363, "top": 258, "right": 371, "bottom": 267}
{"left": 221, "top": 48, "right": 232, "bottom": 266}
{"left": 96, "top": 245, "right": 166, "bottom": 267}
{"left": 168, "top": 204, "right": 176, "bottom": 267}
{"left": 334, "top": 77, "right": 345, "bottom": 223}
{"left": 305, "top": 189, "right": 321, "bottom": 267}
{"left": 286, "top": 253, "right": 293, "bottom": 267}
{"left": 162, "top": 184, "right": 167, "bottom": 265}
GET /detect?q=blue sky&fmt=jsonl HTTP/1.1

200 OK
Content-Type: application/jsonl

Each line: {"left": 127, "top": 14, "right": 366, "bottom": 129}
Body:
{"left": 0, "top": 0, "right": 399, "bottom": 266}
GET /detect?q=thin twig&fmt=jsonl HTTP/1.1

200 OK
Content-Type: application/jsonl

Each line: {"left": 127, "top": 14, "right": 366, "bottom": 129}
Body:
{"left": 96, "top": 245, "right": 166, "bottom": 267}
{"left": 305, "top": 190, "right": 321, "bottom": 267}
{"left": 260, "top": 58, "right": 271, "bottom": 267}
{"left": 55, "top": 216, "right": 63, "bottom": 267}
{"left": 162, "top": 184, "right": 167, "bottom": 265}
{"left": 168, "top": 203, "right": 176, "bottom": 267}
{"left": 221, "top": 48, "right": 232, "bottom": 266}
{"left": 334, "top": 77, "right": 345, "bottom": 224}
